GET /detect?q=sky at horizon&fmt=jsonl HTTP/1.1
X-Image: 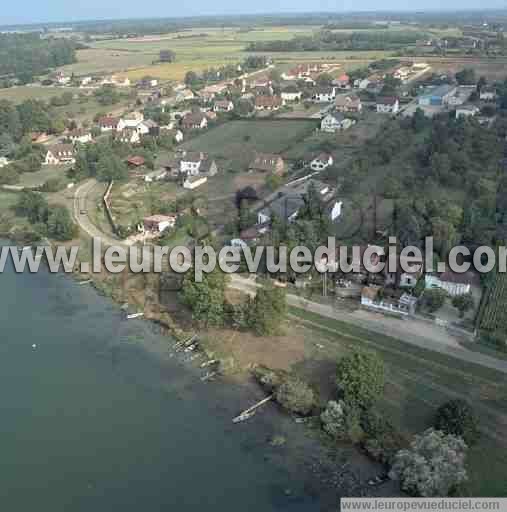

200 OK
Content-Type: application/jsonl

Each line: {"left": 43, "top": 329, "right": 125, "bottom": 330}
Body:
{"left": 2, "top": 1, "right": 506, "bottom": 26}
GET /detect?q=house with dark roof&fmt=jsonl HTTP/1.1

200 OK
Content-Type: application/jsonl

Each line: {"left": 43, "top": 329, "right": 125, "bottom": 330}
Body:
{"left": 248, "top": 153, "right": 285, "bottom": 175}
{"left": 213, "top": 100, "right": 234, "bottom": 112}
{"left": 181, "top": 112, "right": 208, "bottom": 130}
{"left": 425, "top": 271, "right": 479, "bottom": 297}
{"left": 68, "top": 129, "right": 93, "bottom": 144}
{"left": 334, "top": 94, "right": 362, "bottom": 113}
{"left": 310, "top": 153, "right": 334, "bottom": 171}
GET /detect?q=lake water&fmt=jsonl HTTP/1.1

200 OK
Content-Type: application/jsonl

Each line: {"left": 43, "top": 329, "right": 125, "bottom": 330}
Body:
{"left": 0, "top": 247, "right": 321, "bottom": 511}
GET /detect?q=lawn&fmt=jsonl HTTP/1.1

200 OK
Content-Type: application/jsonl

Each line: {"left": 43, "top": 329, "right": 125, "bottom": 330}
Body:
{"left": 181, "top": 119, "right": 318, "bottom": 171}
{"left": 289, "top": 306, "right": 507, "bottom": 497}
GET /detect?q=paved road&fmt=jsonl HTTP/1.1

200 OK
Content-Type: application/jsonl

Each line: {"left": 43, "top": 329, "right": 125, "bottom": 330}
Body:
{"left": 228, "top": 274, "right": 507, "bottom": 375}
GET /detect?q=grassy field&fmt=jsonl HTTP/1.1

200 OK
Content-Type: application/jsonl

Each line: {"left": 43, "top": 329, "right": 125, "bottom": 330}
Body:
{"left": 289, "top": 306, "right": 507, "bottom": 497}
{"left": 181, "top": 119, "right": 318, "bottom": 171}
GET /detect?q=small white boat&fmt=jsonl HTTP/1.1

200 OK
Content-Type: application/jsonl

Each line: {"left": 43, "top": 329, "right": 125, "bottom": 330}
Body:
{"left": 126, "top": 312, "right": 144, "bottom": 320}
{"left": 232, "top": 411, "right": 256, "bottom": 423}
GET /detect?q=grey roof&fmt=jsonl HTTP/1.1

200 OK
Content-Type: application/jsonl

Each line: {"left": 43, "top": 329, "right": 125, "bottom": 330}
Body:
{"left": 260, "top": 195, "right": 305, "bottom": 220}
{"left": 422, "top": 84, "right": 456, "bottom": 98}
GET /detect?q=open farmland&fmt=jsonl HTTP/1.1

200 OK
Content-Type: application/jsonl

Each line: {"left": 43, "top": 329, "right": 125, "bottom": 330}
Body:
{"left": 181, "top": 119, "right": 318, "bottom": 171}
{"left": 58, "top": 27, "right": 394, "bottom": 81}
{"left": 289, "top": 307, "right": 507, "bottom": 497}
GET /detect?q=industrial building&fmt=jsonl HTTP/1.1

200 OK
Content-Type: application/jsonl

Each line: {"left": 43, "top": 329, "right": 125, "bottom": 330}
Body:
{"left": 418, "top": 84, "right": 457, "bottom": 106}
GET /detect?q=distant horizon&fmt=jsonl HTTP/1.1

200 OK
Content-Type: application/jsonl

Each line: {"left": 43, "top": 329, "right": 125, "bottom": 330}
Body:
{"left": 2, "top": 6, "right": 507, "bottom": 29}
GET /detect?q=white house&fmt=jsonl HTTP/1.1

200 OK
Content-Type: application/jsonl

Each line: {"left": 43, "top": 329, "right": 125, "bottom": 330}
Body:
{"left": 329, "top": 200, "right": 343, "bottom": 221}
{"left": 80, "top": 76, "right": 92, "bottom": 86}
{"left": 117, "top": 112, "right": 144, "bottom": 130}
{"left": 310, "top": 153, "right": 334, "bottom": 171}
{"left": 136, "top": 119, "right": 159, "bottom": 136}
{"left": 456, "top": 104, "right": 480, "bottom": 119}
{"left": 179, "top": 152, "right": 218, "bottom": 176}
{"left": 320, "top": 112, "right": 355, "bottom": 133}
{"left": 68, "top": 129, "right": 92, "bottom": 144}
{"left": 183, "top": 175, "right": 208, "bottom": 189}
{"left": 312, "top": 86, "right": 337, "bottom": 103}
{"left": 43, "top": 144, "right": 75, "bottom": 165}
{"left": 0, "top": 157, "right": 9, "bottom": 168}
{"left": 376, "top": 97, "right": 400, "bottom": 114}
{"left": 144, "top": 169, "right": 168, "bottom": 183}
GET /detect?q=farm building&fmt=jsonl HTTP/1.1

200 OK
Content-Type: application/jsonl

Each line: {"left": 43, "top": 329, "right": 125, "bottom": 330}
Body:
{"left": 376, "top": 97, "right": 400, "bottom": 114}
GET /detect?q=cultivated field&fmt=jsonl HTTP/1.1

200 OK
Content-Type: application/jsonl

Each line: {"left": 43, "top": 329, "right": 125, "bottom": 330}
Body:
{"left": 58, "top": 27, "right": 394, "bottom": 81}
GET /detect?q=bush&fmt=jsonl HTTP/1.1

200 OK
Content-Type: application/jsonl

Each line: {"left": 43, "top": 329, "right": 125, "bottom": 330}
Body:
{"left": 389, "top": 428, "right": 468, "bottom": 497}
{"left": 275, "top": 376, "right": 316, "bottom": 416}
{"left": 434, "top": 399, "right": 480, "bottom": 446}
{"left": 422, "top": 288, "right": 447, "bottom": 312}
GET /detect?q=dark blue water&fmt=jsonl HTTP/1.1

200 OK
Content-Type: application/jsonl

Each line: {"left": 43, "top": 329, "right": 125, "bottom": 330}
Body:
{"left": 0, "top": 248, "right": 320, "bottom": 511}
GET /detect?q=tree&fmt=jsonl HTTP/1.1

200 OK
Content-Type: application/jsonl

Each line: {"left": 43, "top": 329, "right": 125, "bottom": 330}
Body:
{"left": 434, "top": 399, "right": 480, "bottom": 446}
{"left": 422, "top": 288, "right": 447, "bottom": 312}
{"left": 181, "top": 267, "right": 228, "bottom": 327}
{"left": 16, "top": 190, "right": 48, "bottom": 224}
{"left": 250, "top": 283, "right": 287, "bottom": 336}
{"left": 46, "top": 205, "right": 77, "bottom": 241}
{"left": 159, "top": 50, "right": 176, "bottom": 63}
{"left": 96, "top": 154, "right": 128, "bottom": 182}
{"left": 389, "top": 428, "right": 468, "bottom": 497}
{"left": 455, "top": 68, "right": 476, "bottom": 86}
{"left": 265, "top": 173, "right": 282, "bottom": 191}
{"left": 184, "top": 71, "right": 199, "bottom": 87}
{"left": 451, "top": 293, "right": 474, "bottom": 318}
{"left": 316, "top": 73, "right": 333, "bottom": 86}
{"left": 0, "top": 132, "right": 16, "bottom": 157}
{"left": 321, "top": 400, "right": 364, "bottom": 443}
{"left": 275, "top": 376, "right": 316, "bottom": 415}
{"left": 336, "top": 350, "right": 385, "bottom": 409}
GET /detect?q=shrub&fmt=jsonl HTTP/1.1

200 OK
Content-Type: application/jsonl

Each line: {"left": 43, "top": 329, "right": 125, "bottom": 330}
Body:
{"left": 434, "top": 399, "right": 480, "bottom": 446}
{"left": 253, "top": 365, "right": 288, "bottom": 393}
{"left": 275, "top": 376, "right": 316, "bottom": 416}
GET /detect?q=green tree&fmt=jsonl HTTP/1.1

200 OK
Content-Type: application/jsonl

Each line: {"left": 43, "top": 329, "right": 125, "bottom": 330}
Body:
{"left": 455, "top": 68, "right": 476, "bottom": 85}
{"left": 96, "top": 154, "right": 128, "bottom": 182}
{"left": 389, "top": 428, "right": 468, "bottom": 497}
{"left": 181, "top": 267, "right": 228, "bottom": 327}
{"left": 434, "top": 399, "right": 480, "bottom": 446}
{"left": 423, "top": 288, "right": 447, "bottom": 312}
{"left": 336, "top": 350, "right": 385, "bottom": 409}
{"left": 451, "top": 293, "right": 474, "bottom": 318}
{"left": 275, "top": 376, "right": 316, "bottom": 415}
{"left": 250, "top": 283, "right": 287, "bottom": 336}
{"left": 16, "top": 190, "right": 48, "bottom": 224}
{"left": 46, "top": 205, "right": 77, "bottom": 241}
